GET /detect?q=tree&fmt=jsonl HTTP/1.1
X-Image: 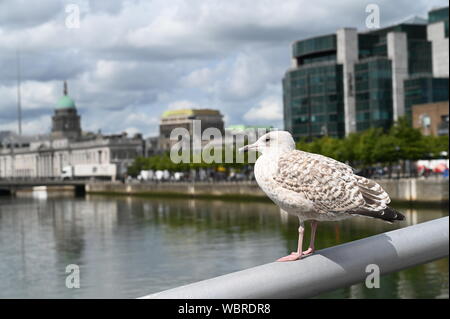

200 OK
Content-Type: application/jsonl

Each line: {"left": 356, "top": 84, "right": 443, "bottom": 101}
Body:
{"left": 355, "top": 127, "right": 384, "bottom": 166}
{"left": 389, "top": 117, "right": 426, "bottom": 160}
{"left": 340, "top": 132, "right": 361, "bottom": 165}
{"left": 315, "top": 136, "right": 345, "bottom": 161}
{"left": 372, "top": 134, "right": 401, "bottom": 164}
{"left": 128, "top": 118, "right": 447, "bottom": 177}
{"left": 422, "top": 135, "right": 449, "bottom": 158}
{"left": 296, "top": 138, "right": 312, "bottom": 153}
{"left": 127, "top": 156, "right": 147, "bottom": 177}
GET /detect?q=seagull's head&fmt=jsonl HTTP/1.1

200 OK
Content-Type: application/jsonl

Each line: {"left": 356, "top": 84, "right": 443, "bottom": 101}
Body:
{"left": 239, "top": 131, "right": 295, "bottom": 155}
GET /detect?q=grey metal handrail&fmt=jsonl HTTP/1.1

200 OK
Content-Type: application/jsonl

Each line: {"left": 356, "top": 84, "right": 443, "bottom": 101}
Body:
{"left": 141, "top": 216, "right": 449, "bottom": 299}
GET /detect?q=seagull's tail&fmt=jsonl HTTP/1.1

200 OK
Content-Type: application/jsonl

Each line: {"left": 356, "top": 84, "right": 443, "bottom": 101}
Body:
{"left": 350, "top": 206, "right": 405, "bottom": 223}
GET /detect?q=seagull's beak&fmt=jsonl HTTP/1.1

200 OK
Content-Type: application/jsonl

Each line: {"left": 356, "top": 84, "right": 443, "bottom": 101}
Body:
{"left": 239, "top": 143, "right": 258, "bottom": 153}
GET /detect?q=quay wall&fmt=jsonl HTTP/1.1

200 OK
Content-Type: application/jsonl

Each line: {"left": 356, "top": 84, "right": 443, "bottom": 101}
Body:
{"left": 86, "top": 178, "right": 449, "bottom": 202}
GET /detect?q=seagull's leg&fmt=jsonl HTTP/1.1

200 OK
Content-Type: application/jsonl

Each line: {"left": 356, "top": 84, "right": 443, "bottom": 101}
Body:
{"left": 277, "top": 219, "right": 304, "bottom": 262}
{"left": 302, "top": 220, "right": 318, "bottom": 256}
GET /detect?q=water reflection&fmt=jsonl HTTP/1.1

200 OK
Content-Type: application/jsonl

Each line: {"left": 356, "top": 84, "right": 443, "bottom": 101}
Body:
{"left": 0, "top": 195, "right": 447, "bottom": 299}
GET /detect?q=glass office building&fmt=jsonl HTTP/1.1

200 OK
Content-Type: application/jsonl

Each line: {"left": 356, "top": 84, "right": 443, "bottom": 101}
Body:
{"left": 283, "top": 6, "right": 449, "bottom": 140}
{"left": 354, "top": 58, "right": 393, "bottom": 132}
{"left": 429, "top": 6, "right": 449, "bottom": 37}
{"left": 355, "top": 24, "right": 432, "bottom": 130}
{"left": 283, "top": 34, "right": 345, "bottom": 138}
{"left": 405, "top": 76, "right": 449, "bottom": 118}
{"left": 403, "top": 6, "right": 450, "bottom": 121}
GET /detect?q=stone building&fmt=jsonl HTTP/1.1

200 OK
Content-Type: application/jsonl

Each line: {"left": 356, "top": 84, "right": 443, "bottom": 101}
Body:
{"left": 412, "top": 101, "right": 449, "bottom": 136}
{"left": 0, "top": 82, "right": 144, "bottom": 179}
{"left": 51, "top": 81, "right": 82, "bottom": 139}
{"left": 158, "top": 109, "right": 224, "bottom": 151}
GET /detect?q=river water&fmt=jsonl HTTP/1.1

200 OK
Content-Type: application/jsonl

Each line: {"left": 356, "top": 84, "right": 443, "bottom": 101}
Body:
{"left": 0, "top": 193, "right": 447, "bottom": 299}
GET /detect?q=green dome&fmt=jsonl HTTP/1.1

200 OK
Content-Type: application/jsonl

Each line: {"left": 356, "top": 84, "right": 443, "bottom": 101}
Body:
{"left": 57, "top": 95, "right": 76, "bottom": 109}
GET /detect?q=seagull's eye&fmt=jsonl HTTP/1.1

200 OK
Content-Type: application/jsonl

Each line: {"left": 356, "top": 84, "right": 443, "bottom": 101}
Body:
{"left": 265, "top": 137, "right": 270, "bottom": 143}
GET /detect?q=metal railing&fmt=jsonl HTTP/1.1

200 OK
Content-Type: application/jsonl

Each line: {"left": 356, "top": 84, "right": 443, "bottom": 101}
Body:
{"left": 141, "top": 217, "right": 449, "bottom": 299}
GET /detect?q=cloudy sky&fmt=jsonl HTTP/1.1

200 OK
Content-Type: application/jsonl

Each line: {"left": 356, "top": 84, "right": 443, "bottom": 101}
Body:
{"left": 0, "top": 0, "right": 447, "bottom": 137}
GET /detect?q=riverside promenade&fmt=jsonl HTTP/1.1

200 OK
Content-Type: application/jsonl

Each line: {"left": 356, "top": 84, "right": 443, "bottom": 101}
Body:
{"left": 86, "top": 178, "right": 449, "bottom": 203}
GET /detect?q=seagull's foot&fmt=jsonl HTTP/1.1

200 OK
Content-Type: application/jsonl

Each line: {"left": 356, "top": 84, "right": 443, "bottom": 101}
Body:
{"left": 302, "top": 248, "right": 315, "bottom": 256}
{"left": 276, "top": 252, "right": 301, "bottom": 262}
{"left": 276, "top": 248, "right": 315, "bottom": 262}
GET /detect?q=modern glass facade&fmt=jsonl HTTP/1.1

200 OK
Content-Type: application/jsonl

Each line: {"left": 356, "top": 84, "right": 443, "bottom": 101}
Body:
{"left": 358, "top": 33, "right": 387, "bottom": 59}
{"left": 356, "top": 24, "right": 432, "bottom": 131}
{"left": 354, "top": 58, "right": 393, "bottom": 131}
{"left": 283, "top": 7, "right": 448, "bottom": 139}
{"left": 293, "top": 34, "right": 337, "bottom": 60}
{"left": 402, "top": 7, "right": 449, "bottom": 120}
{"left": 404, "top": 76, "right": 449, "bottom": 119}
{"left": 283, "top": 64, "right": 344, "bottom": 139}
{"left": 358, "top": 24, "right": 432, "bottom": 74}
{"left": 284, "top": 34, "right": 345, "bottom": 140}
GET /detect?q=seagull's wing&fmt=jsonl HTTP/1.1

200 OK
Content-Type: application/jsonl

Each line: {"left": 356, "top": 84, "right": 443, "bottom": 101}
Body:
{"left": 273, "top": 150, "right": 389, "bottom": 212}
{"left": 353, "top": 174, "right": 390, "bottom": 210}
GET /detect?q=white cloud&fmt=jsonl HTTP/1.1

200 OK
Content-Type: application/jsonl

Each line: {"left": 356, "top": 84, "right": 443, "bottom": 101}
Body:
{"left": 167, "top": 100, "right": 197, "bottom": 110}
{"left": 243, "top": 96, "right": 283, "bottom": 123}
{"left": 125, "top": 112, "right": 159, "bottom": 126}
{"left": 0, "top": 0, "right": 61, "bottom": 30}
{"left": 0, "top": 81, "right": 57, "bottom": 113}
{"left": 123, "top": 127, "right": 141, "bottom": 136}
{"left": 20, "top": 81, "right": 58, "bottom": 109}
{"left": 222, "top": 52, "right": 270, "bottom": 100}
{"left": 1, "top": 115, "right": 51, "bottom": 135}
{"left": 182, "top": 67, "right": 214, "bottom": 88}
{"left": 0, "top": 0, "right": 448, "bottom": 138}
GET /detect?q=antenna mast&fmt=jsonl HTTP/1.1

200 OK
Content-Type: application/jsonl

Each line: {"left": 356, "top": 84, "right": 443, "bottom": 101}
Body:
{"left": 16, "top": 49, "right": 22, "bottom": 135}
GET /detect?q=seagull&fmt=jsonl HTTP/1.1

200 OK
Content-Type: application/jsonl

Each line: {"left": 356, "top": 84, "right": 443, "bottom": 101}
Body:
{"left": 239, "top": 131, "right": 405, "bottom": 262}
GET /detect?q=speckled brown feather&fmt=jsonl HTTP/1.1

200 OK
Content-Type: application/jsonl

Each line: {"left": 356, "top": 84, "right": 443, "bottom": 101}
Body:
{"left": 273, "top": 150, "right": 390, "bottom": 213}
